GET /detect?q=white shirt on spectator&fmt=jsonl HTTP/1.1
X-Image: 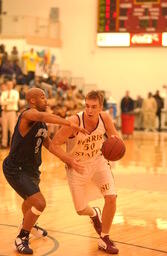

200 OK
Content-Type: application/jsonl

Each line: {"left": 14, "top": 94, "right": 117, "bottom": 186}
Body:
{"left": 1, "top": 89, "right": 19, "bottom": 111}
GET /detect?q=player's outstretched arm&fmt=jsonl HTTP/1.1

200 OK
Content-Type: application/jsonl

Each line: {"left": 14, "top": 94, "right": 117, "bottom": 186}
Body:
{"left": 23, "top": 109, "right": 88, "bottom": 134}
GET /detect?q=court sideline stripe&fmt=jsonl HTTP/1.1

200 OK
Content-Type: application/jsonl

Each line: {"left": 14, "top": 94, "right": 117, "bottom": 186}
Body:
{"left": 47, "top": 228, "right": 167, "bottom": 254}
{"left": 0, "top": 224, "right": 167, "bottom": 255}
{"left": 0, "top": 224, "right": 59, "bottom": 256}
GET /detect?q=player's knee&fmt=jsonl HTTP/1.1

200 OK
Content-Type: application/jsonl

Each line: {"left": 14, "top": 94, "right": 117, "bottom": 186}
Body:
{"left": 33, "top": 198, "right": 46, "bottom": 213}
{"left": 105, "top": 194, "right": 117, "bottom": 206}
{"left": 77, "top": 208, "right": 86, "bottom": 216}
{"left": 38, "top": 199, "right": 46, "bottom": 211}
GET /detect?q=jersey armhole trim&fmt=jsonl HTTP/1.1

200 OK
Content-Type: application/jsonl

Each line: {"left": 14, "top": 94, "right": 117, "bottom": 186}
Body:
{"left": 69, "top": 114, "right": 80, "bottom": 139}
{"left": 99, "top": 113, "right": 108, "bottom": 138}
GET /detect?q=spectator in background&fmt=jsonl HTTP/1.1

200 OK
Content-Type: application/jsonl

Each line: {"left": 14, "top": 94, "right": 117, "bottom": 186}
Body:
{"left": 134, "top": 95, "right": 144, "bottom": 130}
{"left": 120, "top": 91, "right": 134, "bottom": 138}
{"left": 0, "top": 82, "right": 7, "bottom": 144}
{"left": 106, "top": 106, "right": 118, "bottom": 129}
{"left": 29, "top": 75, "right": 42, "bottom": 88}
{"left": 57, "top": 77, "right": 69, "bottom": 91}
{"left": 100, "top": 90, "right": 107, "bottom": 110}
{"left": 0, "top": 44, "right": 8, "bottom": 69}
{"left": 0, "top": 79, "right": 19, "bottom": 148}
{"left": 0, "top": 59, "right": 14, "bottom": 77}
{"left": 18, "top": 86, "right": 27, "bottom": 110}
{"left": 0, "top": 44, "right": 5, "bottom": 68}
{"left": 121, "top": 91, "right": 134, "bottom": 114}
{"left": 12, "top": 60, "right": 27, "bottom": 85}
{"left": 154, "top": 90, "right": 164, "bottom": 132}
{"left": 162, "top": 85, "right": 167, "bottom": 126}
{"left": 22, "top": 48, "right": 41, "bottom": 85}
{"left": 10, "top": 46, "right": 19, "bottom": 63}
{"left": 106, "top": 94, "right": 117, "bottom": 120}
{"left": 142, "top": 92, "right": 157, "bottom": 132}
{"left": 46, "top": 74, "right": 58, "bottom": 96}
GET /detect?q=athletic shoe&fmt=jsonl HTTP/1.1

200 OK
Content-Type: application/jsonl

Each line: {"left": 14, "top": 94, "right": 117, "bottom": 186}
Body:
{"left": 98, "top": 235, "right": 119, "bottom": 254}
{"left": 90, "top": 207, "right": 102, "bottom": 235}
{"left": 15, "top": 237, "right": 33, "bottom": 254}
{"left": 31, "top": 224, "right": 48, "bottom": 238}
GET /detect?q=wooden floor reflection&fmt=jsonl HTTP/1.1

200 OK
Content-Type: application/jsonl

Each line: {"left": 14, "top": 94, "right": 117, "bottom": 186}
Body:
{"left": 0, "top": 131, "right": 167, "bottom": 256}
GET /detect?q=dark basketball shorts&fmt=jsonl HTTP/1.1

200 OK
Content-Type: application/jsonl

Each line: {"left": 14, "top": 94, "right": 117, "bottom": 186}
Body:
{"left": 3, "top": 165, "right": 40, "bottom": 200}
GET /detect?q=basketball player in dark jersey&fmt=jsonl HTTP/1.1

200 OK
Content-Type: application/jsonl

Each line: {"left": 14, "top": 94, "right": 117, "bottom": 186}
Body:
{"left": 2, "top": 88, "right": 87, "bottom": 254}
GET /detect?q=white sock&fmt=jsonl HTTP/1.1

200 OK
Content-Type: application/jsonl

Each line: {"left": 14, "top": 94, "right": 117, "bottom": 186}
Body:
{"left": 101, "top": 232, "right": 109, "bottom": 238}
{"left": 90, "top": 208, "right": 96, "bottom": 217}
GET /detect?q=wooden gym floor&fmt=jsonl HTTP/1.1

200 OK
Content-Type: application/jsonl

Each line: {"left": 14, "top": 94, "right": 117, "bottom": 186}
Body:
{"left": 0, "top": 131, "right": 167, "bottom": 256}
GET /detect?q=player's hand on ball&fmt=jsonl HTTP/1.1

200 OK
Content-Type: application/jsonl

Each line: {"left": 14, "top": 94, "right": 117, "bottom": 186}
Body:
{"left": 102, "top": 135, "right": 126, "bottom": 161}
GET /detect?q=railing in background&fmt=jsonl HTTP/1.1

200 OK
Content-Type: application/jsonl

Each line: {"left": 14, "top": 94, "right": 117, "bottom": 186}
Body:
{"left": 0, "top": 14, "right": 62, "bottom": 47}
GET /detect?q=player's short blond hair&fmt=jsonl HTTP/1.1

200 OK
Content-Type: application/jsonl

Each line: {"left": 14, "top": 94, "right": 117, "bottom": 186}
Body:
{"left": 85, "top": 90, "right": 104, "bottom": 106}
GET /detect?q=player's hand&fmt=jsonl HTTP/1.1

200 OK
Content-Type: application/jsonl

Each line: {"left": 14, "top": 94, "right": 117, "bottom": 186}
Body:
{"left": 66, "top": 158, "right": 86, "bottom": 174}
{"left": 69, "top": 121, "right": 90, "bottom": 135}
{"left": 111, "top": 134, "right": 124, "bottom": 142}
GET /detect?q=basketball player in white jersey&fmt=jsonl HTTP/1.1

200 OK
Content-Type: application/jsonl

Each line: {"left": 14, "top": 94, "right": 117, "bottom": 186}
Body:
{"left": 50, "top": 91, "right": 124, "bottom": 254}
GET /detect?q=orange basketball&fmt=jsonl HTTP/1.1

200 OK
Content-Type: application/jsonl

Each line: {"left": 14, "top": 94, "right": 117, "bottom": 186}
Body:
{"left": 102, "top": 136, "right": 126, "bottom": 161}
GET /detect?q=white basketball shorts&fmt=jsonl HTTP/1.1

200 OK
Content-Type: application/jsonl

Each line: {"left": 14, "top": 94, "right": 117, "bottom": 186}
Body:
{"left": 66, "top": 155, "right": 116, "bottom": 211}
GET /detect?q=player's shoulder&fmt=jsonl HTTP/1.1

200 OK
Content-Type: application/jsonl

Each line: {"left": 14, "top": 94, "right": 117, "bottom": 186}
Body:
{"left": 100, "top": 111, "right": 110, "bottom": 121}
{"left": 21, "top": 108, "right": 39, "bottom": 120}
{"left": 22, "top": 108, "right": 37, "bottom": 115}
{"left": 100, "top": 111, "right": 113, "bottom": 128}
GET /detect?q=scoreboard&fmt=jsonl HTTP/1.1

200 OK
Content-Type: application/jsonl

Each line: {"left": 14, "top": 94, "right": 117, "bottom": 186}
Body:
{"left": 97, "top": 0, "right": 167, "bottom": 46}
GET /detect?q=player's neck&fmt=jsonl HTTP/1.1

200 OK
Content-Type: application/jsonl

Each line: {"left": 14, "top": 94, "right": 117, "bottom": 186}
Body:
{"left": 84, "top": 116, "right": 99, "bottom": 131}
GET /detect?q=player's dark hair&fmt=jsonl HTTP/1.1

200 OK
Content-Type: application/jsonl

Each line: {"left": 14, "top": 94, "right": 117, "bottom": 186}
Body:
{"left": 85, "top": 90, "right": 104, "bottom": 106}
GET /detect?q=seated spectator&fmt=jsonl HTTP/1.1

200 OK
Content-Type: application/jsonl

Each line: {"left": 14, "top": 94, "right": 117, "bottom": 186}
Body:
{"left": 19, "top": 86, "right": 27, "bottom": 108}
{"left": 47, "top": 75, "right": 58, "bottom": 95}
{"left": 0, "top": 44, "right": 8, "bottom": 68}
{"left": 10, "top": 46, "right": 19, "bottom": 63}
{"left": 30, "top": 75, "right": 42, "bottom": 88}
{"left": 0, "top": 59, "right": 14, "bottom": 77}
{"left": 12, "top": 60, "right": 27, "bottom": 85}
{"left": 57, "top": 77, "right": 69, "bottom": 91}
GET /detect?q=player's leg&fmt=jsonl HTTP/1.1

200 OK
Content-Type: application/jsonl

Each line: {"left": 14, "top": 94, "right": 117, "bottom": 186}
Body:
{"left": 92, "top": 158, "right": 119, "bottom": 254}
{"left": 15, "top": 192, "right": 46, "bottom": 254}
{"left": 3, "top": 169, "right": 46, "bottom": 254}
{"left": 22, "top": 192, "right": 46, "bottom": 231}
{"left": 102, "top": 194, "right": 116, "bottom": 234}
{"left": 70, "top": 186, "right": 102, "bottom": 236}
{"left": 21, "top": 174, "right": 48, "bottom": 237}
{"left": 67, "top": 175, "right": 89, "bottom": 214}
{"left": 78, "top": 206, "right": 102, "bottom": 235}
{"left": 66, "top": 167, "right": 96, "bottom": 214}
{"left": 77, "top": 205, "right": 95, "bottom": 216}
{"left": 66, "top": 166, "right": 102, "bottom": 235}
{"left": 21, "top": 196, "right": 47, "bottom": 237}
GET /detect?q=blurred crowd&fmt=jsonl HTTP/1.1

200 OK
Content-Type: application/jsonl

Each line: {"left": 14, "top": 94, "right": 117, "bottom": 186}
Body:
{"left": 0, "top": 43, "right": 166, "bottom": 147}
{"left": 0, "top": 44, "right": 87, "bottom": 148}
{"left": 120, "top": 90, "right": 165, "bottom": 137}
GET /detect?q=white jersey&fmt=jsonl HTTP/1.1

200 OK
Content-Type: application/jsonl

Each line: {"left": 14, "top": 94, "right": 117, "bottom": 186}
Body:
{"left": 66, "top": 112, "right": 106, "bottom": 162}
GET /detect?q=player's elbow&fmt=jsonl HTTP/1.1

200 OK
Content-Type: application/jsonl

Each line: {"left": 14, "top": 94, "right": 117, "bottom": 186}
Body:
{"left": 49, "top": 141, "right": 60, "bottom": 154}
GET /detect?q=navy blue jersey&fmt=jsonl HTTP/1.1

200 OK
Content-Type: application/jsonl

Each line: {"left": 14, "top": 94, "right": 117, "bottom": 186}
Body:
{"left": 3, "top": 109, "right": 48, "bottom": 177}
